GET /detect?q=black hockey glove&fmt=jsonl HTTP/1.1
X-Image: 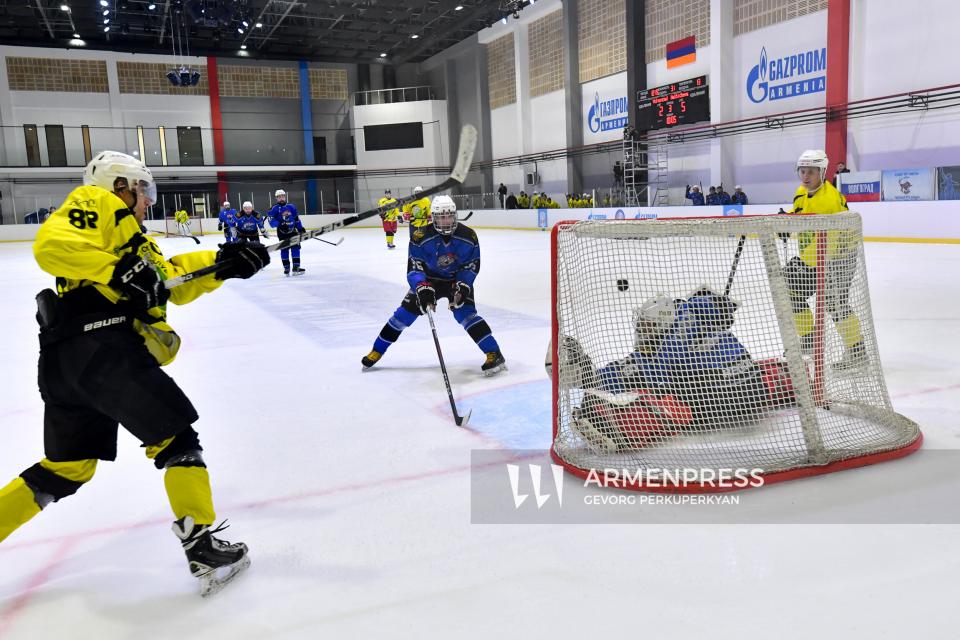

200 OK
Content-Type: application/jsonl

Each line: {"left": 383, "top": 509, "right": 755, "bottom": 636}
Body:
{"left": 214, "top": 242, "right": 271, "bottom": 280}
{"left": 415, "top": 282, "right": 437, "bottom": 312}
{"left": 110, "top": 253, "right": 169, "bottom": 311}
{"left": 449, "top": 281, "right": 471, "bottom": 310}
{"left": 218, "top": 221, "right": 224, "bottom": 231}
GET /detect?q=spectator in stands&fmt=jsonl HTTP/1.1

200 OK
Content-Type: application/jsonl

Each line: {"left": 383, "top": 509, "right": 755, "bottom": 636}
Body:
{"left": 833, "top": 161, "right": 851, "bottom": 187}
{"left": 506, "top": 192, "right": 518, "bottom": 209}
{"left": 731, "top": 185, "right": 749, "bottom": 205}
{"left": 603, "top": 194, "right": 611, "bottom": 207}
{"left": 705, "top": 186, "right": 720, "bottom": 206}
{"left": 717, "top": 185, "right": 732, "bottom": 205}
{"left": 685, "top": 185, "right": 705, "bottom": 206}
{"left": 497, "top": 183, "right": 508, "bottom": 208}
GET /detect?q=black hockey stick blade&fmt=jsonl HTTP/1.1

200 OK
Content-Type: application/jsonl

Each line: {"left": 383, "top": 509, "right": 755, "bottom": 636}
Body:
{"left": 165, "top": 125, "right": 477, "bottom": 289}
{"left": 724, "top": 235, "right": 746, "bottom": 297}
{"left": 425, "top": 308, "right": 471, "bottom": 427}
{"left": 313, "top": 236, "right": 344, "bottom": 246}
{"left": 460, "top": 211, "right": 474, "bottom": 221}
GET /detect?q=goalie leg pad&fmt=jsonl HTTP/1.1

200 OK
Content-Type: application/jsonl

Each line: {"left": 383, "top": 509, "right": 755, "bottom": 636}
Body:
{"left": 756, "top": 358, "right": 796, "bottom": 407}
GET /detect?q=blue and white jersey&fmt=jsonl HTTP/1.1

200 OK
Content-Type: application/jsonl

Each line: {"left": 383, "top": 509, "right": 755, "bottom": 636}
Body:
{"left": 597, "top": 293, "right": 754, "bottom": 396}
{"left": 219, "top": 208, "right": 238, "bottom": 227}
{"left": 406, "top": 224, "right": 480, "bottom": 289}
{"left": 267, "top": 203, "right": 304, "bottom": 238}
{"left": 236, "top": 211, "right": 265, "bottom": 235}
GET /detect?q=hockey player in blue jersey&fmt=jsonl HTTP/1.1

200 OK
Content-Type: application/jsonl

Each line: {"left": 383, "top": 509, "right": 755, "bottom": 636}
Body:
{"left": 218, "top": 201, "right": 238, "bottom": 243}
{"left": 362, "top": 195, "right": 506, "bottom": 375}
{"left": 267, "top": 189, "right": 305, "bottom": 276}
{"left": 236, "top": 201, "right": 267, "bottom": 243}
{"left": 559, "top": 290, "right": 793, "bottom": 451}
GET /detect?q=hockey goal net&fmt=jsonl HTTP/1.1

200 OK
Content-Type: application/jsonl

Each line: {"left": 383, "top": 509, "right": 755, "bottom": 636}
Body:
{"left": 550, "top": 212, "right": 921, "bottom": 492}
{"left": 165, "top": 215, "right": 204, "bottom": 238}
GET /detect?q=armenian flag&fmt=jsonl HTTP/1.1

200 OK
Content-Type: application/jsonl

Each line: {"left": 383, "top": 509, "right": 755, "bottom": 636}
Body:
{"left": 666, "top": 36, "right": 696, "bottom": 69}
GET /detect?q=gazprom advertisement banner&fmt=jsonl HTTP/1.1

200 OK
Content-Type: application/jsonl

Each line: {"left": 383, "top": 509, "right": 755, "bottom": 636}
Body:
{"left": 838, "top": 171, "right": 882, "bottom": 202}
{"left": 581, "top": 72, "right": 628, "bottom": 144}
{"left": 881, "top": 168, "right": 935, "bottom": 201}
{"left": 937, "top": 166, "right": 960, "bottom": 200}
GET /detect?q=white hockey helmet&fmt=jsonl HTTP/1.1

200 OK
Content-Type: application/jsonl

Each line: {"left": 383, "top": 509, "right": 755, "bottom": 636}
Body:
{"left": 83, "top": 151, "right": 156, "bottom": 205}
{"left": 413, "top": 185, "right": 423, "bottom": 194}
{"left": 431, "top": 195, "right": 457, "bottom": 236}
{"left": 275, "top": 189, "right": 287, "bottom": 200}
{"left": 632, "top": 295, "right": 676, "bottom": 352}
{"left": 797, "top": 149, "right": 829, "bottom": 182}
{"left": 223, "top": 200, "right": 231, "bottom": 208}
{"left": 242, "top": 201, "right": 253, "bottom": 212}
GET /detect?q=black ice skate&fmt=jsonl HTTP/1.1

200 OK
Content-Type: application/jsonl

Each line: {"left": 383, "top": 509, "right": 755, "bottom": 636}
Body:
{"left": 173, "top": 516, "right": 250, "bottom": 597}
{"left": 292, "top": 267, "right": 306, "bottom": 276}
{"left": 833, "top": 341, "right": 867, "bottom": 373}
{"left": 361, "top": 350, "right": 383, "bottom": 370}
{"left": 481, "top": 350, "right": 506, "bottom": 376}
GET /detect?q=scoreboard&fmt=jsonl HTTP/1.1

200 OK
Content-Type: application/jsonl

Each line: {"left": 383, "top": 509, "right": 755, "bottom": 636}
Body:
{"left": 636, "top": 75, "right": 710, "bottom": 132}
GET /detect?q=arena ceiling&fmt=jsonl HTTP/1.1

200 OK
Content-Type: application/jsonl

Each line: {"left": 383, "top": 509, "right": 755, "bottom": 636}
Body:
{"left": 0, "top": 0, "right": 518, "bottom": 64}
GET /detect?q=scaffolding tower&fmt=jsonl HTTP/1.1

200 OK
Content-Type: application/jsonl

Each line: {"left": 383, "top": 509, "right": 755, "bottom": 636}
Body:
{"left": 622, "top": 136, "right": 668, "bottom": 206}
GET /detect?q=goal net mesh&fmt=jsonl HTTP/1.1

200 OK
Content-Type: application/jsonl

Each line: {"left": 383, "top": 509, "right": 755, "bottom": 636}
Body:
{"left": 165, "top": 216, "right": 203, "bottom": 237}
{"left": 551, "top": 213, "right": 920, "bottom": 491}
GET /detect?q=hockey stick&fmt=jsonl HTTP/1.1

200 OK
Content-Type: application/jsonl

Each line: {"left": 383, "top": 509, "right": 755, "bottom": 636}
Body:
{"left": 425, "top": 307, "right": 472, "bottom": 427}
{"left": 312, "top": 236, "right": 344, "bottom": 246}
{"left": 164, "top": 125, "right": 478, "bottom": 289}
{"left": 724, "top": 235, "right": 746, "bottom": 297}
{"left": 460, "top": 211, "right": 474, "bottom": 222}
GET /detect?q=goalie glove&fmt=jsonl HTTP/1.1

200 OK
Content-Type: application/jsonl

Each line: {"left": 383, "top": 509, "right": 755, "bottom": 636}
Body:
{"left": 415, "top": 282, "right": 437, "bottom": 312}
{"left": 448, "top": 281, "right": 471, "bottom": 310}
{"left": 109, "top": 253, "right": 169, "bottom": 311}
{"left": 214, "top": 242, "right": 271, "bottom": 280}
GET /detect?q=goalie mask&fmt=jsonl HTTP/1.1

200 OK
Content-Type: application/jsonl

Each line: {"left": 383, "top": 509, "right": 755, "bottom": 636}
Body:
{"left": 431, "top": 195, "right": 458, "bottom": 236}
{"left": 632, "top": 295, "right": 677, "bottom": 353}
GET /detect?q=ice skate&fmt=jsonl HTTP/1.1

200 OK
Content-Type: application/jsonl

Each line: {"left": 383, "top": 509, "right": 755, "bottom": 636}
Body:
{"left": 833, "top": 342, "right": 867, "bottom": 372}
{"left": 173, "top": 516, "right": 250, "bottom": 598}
{"left": 292, "top": 267, "right": 306, "bottom": 276}
{"left": 481, "top": 350, "right": 506, "bottom": 376}
{"left": 361, "top": 350, "right": 383, "bottom": 370}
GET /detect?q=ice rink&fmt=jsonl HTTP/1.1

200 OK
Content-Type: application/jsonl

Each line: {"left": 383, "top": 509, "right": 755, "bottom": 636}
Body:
{"left": 1, "top": 225, "right": 958, "bottom": 639}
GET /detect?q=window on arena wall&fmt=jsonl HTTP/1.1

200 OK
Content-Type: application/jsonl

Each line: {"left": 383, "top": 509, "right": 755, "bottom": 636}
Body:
{"left": 23, "top": 125, "right": 41, "bottom": 167}
{"left": 176, "top": 126, "right": 204, "bottom": 166}
{"left": 44, "top": 125, "right": 67, "bottom": 167}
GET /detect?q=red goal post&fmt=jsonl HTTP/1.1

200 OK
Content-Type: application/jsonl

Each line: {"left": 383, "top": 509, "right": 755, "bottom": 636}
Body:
{"left": 549, "top": 212, "right": 921, "bottom": 493}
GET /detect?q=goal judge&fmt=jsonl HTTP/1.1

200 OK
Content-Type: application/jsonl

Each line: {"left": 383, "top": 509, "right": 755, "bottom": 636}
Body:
{"left": 785, "top": 149, "right": 866, "bottom": 371}
{"left": 0, "top": 151, "right": 270, "bottom": 596}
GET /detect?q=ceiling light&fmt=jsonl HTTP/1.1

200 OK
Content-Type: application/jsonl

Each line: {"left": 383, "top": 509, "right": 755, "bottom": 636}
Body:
{"left": 104, "top": 18, "right": 110, "bottom": 24}
{"left": 73, "top": 32, "right": 80, "bottom": 37}
{"left": 59, "top": 4, "right": 69, "bottom": 11}
{"left": 411, "top": 34, "right": 418, "bottom": 39}
{"left": 103, "top": 9, "right": 109, "bottom": 15}
{"left": 255, "top": 22, "right": 262, "bottom": 28}
{"left": 69, "top": 38, "right": 85, "bottom": 46}
{"left": 379, "top": 52, "right": 387, "bottom": 57}
{"left": 240, "top": 44, "right": 246, "bottom": 49}
{"left": 455, "top": 5, "right": 463, "bottom": 10}
{"left": 99, "top": 0, "right": 108, "bottom": 6}
{"left": 104, "top": 25, "right": 110, "bottom": 31}
{"left": 237, "top": 27, "right": 243, "bottom": 33}
{"left": 148, "top": 2, "right": 156, "bottom": 8}
{"left": 241, "top": 20, "right": 248, "bottom": 27}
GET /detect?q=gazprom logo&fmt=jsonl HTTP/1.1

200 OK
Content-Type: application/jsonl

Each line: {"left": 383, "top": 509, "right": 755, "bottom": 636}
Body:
{"left": 586, "top": 91, "right": 629, "bottom": 133}
{"left": 746, "top": 46, "right": 826, "bottom": 103}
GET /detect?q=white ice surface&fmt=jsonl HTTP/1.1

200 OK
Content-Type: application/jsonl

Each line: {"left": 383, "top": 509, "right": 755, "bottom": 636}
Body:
{"left": 0, "top": 228, "right": 958, "bottom": 639}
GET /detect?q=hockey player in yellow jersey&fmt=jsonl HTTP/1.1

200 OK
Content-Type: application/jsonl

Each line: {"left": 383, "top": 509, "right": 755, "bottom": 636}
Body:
{"left": 403, "top": 185, "right": 432, "bottom": 235}
{"left": 784, "top": 149, "right": 865, "bottom": 371}
{"left": 377, "top": 189, "right": 400, "bottom": 249}
{"left": 0, "top": 151, "right": 269, "bottom": 596}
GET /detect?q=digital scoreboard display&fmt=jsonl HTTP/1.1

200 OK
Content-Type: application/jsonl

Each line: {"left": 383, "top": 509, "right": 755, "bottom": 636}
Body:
{"left": 636, "top": 75, "right": 710, "bottom": 131}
